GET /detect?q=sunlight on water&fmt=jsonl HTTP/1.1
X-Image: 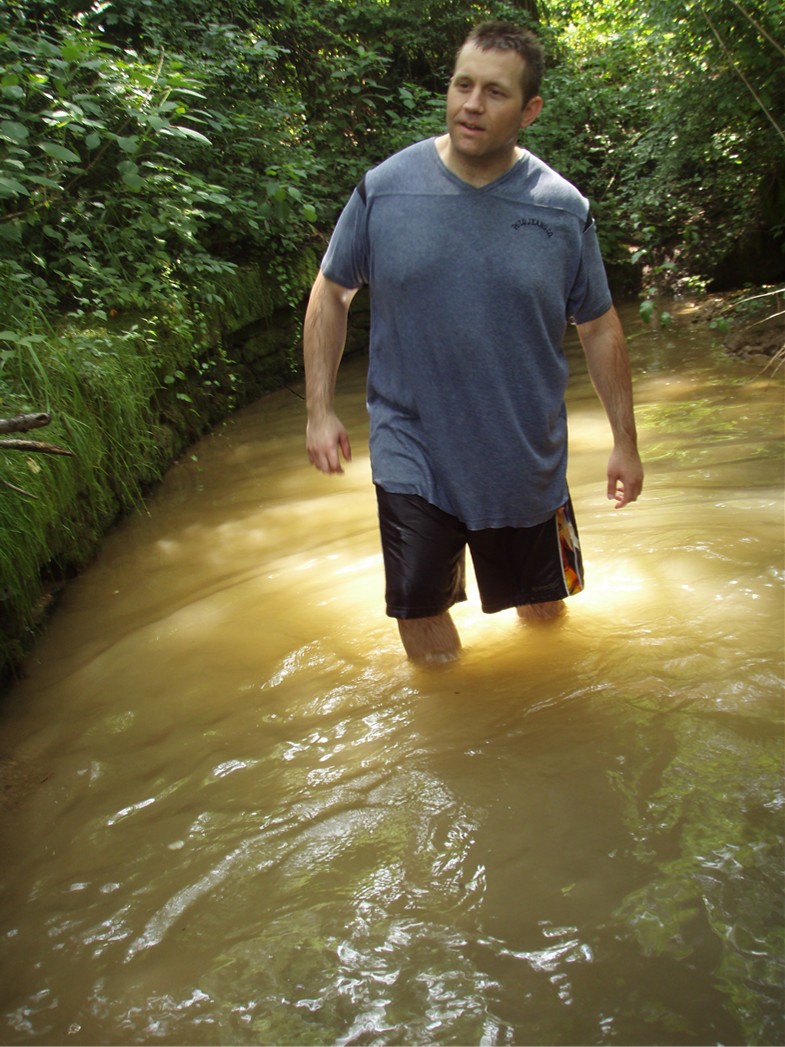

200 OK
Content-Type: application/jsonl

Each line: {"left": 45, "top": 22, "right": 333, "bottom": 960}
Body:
{"left": 0, "top": 307, "right": 783, "bottom": 1046}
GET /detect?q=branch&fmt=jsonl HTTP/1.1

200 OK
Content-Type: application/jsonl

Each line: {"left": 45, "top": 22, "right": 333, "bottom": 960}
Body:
{"left": 0, "top": 413, "right": 73, "bottom": 457}
{"left": 700, "top": 6, "right": 785, "bottom": 146}
{"left": 0, "top": 439, "right": 74, "bottom": 456}
{"left": 2, "top": 480, "right": 38, "bottom": 499}
{"left": 0, "top": 412, "right": 52, "bottom": 434}
{"left": 726, "top": 0, "right": 785, "bottom": 59}
{"left": 751, "top": 308, "right": 785, "bottom": 327}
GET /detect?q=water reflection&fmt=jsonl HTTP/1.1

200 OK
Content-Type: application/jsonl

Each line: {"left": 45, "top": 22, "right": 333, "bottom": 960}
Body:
{"left": 0, "top": 308, "right": 783, "bottom": 1045}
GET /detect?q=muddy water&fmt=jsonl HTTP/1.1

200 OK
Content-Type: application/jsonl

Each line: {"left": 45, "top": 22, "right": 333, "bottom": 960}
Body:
{"left": 0, "top": 307, "right": 783, "bottom": 1046}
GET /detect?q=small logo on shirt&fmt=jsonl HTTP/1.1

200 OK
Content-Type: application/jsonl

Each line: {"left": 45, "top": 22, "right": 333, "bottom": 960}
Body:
{"left": 512, "top": 217, "right": 554, "bottom": 238}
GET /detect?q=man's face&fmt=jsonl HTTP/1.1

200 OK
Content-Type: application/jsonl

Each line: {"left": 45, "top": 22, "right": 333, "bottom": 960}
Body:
{"left": 446, "top": 43, "right": 541, "bottom": 172}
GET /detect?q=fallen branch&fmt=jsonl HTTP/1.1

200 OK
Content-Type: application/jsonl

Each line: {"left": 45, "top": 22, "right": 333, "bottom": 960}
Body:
{"left": 2, "top": 480, "right": 37, "bottom": 499}
{"left": 0, "top": 438, "right": 74, "bottom": 456}
{"left": 0, "top": 412, "right": 73, "bottom": 459}
{"left": 0, "top": 412, "right": 52, "bottom": 434}
{"left": 1, "top": 413, "right": 74, "bottom": 496}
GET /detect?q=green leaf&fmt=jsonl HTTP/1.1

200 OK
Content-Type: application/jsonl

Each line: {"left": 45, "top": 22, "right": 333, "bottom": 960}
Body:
{"left": 39, "top": 142, "right": 81, "bottom": 163}
{"left": 61, "top": 41, "right": 85, "bottom": 63}
{"left": 116, "top": 136, "right": 139, "bottom": 154}
{"left": 0, "top": 120, "right": 29, "bottom": 143}
{"left": 25, "top": 175, "right": 60, "bottom": 189}
{"left": 639, "top": 300, "right": 655, "bottom": 325}
{"left": 709, "top": 318, "right": 730, "bottom": 335}
{"left": 85, "top": 132, "right": 101, "bottom": 150}
{"left": 121, "top": 170, "right": 144, "bottom": 191}
{"left": 0, "top": 175, "right": 29, "bottom": 197}
{"left": 0, "top": 222, "right": 22, "bottom": 243}
{"left": 143, "top": 115, "right": 167, "bottom": 132}
{"left": 168, "top": 125, "right": 212, "bottom": 145}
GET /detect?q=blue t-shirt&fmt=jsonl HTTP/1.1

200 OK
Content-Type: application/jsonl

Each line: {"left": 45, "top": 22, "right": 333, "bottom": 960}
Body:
{"left": 321, "top": 138, "right": 612, "bottom": 529}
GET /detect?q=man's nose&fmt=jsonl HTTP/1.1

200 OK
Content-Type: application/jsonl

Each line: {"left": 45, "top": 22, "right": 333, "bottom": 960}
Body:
{"left": 464, "top": 87, "right": 484, "bottom": 111}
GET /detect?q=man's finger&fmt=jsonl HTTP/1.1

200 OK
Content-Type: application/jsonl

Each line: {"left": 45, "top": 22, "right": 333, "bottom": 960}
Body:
{"left": 338, "top": 432, "right": 353, "bottom": 463}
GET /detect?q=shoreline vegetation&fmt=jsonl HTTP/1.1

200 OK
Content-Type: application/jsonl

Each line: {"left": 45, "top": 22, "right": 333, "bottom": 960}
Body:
{"left": 1, "top": 0, "right": 782, "bottom": 687}
{"left": 699, "top": 289, "right": 785, "bottom": 370}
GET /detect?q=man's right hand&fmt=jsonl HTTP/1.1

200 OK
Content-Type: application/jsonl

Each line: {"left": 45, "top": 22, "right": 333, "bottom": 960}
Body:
{"left": 306, "top": 411, "right": 352, "bottom": 474}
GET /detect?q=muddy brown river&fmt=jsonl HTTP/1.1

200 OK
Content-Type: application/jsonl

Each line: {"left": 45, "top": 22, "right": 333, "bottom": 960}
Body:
{"left": 1, "top": 305, "right": 783, "bottom": 1045}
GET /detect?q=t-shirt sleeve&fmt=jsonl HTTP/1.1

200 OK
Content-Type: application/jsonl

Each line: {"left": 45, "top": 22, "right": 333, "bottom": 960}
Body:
{"left": 321, "top": 184, "right": 369, "bottom": 290}
{"left": 566, "top": 216, "right": 613, "bottom": 325}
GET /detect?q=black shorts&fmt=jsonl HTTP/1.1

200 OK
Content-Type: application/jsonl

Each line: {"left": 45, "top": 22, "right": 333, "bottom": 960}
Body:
{"left": 376, "top": 486, "right": 584, "bottom": 618}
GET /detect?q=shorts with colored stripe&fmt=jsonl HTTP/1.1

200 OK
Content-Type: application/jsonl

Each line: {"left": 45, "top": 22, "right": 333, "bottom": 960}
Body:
{"left": 376, "top": 486, "right": 584, "bottom": 619}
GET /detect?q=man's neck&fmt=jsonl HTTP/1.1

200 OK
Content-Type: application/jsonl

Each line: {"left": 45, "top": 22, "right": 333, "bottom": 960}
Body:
{"left": 435, "top": 134, "right": 523, "bottom": 188}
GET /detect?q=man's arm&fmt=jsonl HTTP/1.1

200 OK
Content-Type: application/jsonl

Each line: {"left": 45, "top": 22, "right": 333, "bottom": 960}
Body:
{"left": 304, "top": 270, "right": 359, "bottom": 474}
{"left": 576, "top": 305, "right": 644, "bottom": 508}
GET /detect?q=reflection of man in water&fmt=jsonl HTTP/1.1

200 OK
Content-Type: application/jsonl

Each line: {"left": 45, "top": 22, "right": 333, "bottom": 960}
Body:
{"left": 304, "top": 20, "right": 643, "bottom": 663}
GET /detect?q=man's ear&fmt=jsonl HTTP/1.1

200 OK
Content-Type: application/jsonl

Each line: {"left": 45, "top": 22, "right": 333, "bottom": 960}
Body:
{"left": 520, "top": 95, "right": 543, "bottom": 129}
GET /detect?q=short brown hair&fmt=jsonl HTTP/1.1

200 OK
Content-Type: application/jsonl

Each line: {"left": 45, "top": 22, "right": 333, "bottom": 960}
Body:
{"left": 462, "top": 21, "right": 545, "bottom": 103}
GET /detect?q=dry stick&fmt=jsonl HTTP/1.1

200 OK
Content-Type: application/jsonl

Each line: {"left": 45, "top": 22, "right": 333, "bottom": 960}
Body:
{"left": 0, "top": 439, "right": 74, "bottom": 455}
{"left": 0, "top": 414, "right": 73, "bottom": 457}
{"left": 0, "top": 416, "right": 73, "bottom": 496}
{"left": 0, "top": 412, "right": 52, "bottom": 434}
{"left": 2, "top": 480, "right": 38, "bottom": 499}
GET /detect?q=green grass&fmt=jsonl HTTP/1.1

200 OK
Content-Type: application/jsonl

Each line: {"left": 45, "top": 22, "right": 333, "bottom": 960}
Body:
{"left": 0, "top": 319, "right": 166, "bottom": 675}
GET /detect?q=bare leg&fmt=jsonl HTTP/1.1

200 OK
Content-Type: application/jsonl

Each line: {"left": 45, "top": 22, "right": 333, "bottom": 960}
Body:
{"left": 397, "top": 613, "right": 462, "bottom": 664}
{"left": 517, "top": 599, "right": 566, "bottom": 622}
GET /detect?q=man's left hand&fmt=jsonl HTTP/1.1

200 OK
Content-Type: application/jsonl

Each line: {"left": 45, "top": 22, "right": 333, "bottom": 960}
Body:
{"left": 607, "top": 444, "right": 644, "bottom": 508}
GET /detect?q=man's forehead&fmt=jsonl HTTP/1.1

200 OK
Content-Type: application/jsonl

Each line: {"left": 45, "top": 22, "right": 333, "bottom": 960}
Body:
{"left": 453, "top": 43, "right": 525, "bottom": 83}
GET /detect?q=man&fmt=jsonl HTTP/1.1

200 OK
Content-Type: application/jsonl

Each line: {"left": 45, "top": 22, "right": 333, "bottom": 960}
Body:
{"left": 304, "top": 21, "right": 643, "bottom": 663}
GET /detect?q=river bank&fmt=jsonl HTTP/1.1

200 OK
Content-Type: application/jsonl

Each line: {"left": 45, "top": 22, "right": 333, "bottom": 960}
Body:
{"left": 695, "top": 287, "right": 785, "bottom": 368}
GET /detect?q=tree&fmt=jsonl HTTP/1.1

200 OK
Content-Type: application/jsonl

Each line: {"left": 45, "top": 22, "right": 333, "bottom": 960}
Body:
{"left": 527, "top": 0, "right": 784, "bottom": 288}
